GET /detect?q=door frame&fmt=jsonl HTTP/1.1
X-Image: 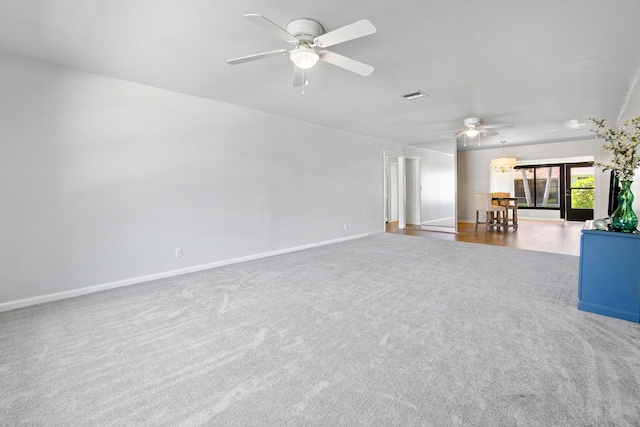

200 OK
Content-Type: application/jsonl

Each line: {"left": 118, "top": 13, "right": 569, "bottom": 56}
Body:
{"left": 384, "top": 157, "right": 399, "bottom": 223}
{"left": 382, "top": 153, "right": 420, "bottom": 229}
{"left": 564, "top": 162, "right": 595, "bottom": 221}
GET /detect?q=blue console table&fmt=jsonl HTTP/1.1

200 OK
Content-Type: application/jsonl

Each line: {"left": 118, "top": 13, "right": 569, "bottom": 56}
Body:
{"left": 578, "top": 229, "right": 640, "bottom": 322}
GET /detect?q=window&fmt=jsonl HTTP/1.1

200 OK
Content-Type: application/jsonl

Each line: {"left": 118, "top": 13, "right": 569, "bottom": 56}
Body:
{"left": 569, "top": 167, "right": 595, "bottom": 210}
{"left": 514, "top": 166, "right": 561, "bottom": 208}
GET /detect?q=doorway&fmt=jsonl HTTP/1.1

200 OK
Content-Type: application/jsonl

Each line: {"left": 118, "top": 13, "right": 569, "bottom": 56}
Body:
{"left": 565, "top": 163, "right": 595, "bottom": 221}
{"left": 384, "top": 155, "right": 421, "bottom": 228}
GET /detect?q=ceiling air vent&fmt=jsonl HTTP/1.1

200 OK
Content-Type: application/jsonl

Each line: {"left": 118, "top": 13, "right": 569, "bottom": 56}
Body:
{"left": 400, "top": 90, "right": 428, "bottom": 100}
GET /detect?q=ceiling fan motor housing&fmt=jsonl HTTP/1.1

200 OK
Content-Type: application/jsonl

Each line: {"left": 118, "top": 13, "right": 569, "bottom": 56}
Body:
{"left": 286, "top": 19, "right": 324, "bottom": 42}
{"left": 464, "top": 118, "right": 482, "bottom": 128}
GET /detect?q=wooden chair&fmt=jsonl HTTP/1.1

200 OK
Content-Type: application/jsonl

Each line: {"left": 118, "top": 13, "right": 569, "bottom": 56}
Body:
{"left": 491, "top": 192, "right": 518, "bottom": 230}
{"left": 475, "top": 192, "right": 507, "bottom": 231}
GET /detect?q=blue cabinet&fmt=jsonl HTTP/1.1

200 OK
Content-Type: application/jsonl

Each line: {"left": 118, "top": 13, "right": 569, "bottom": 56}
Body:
{"left": 578, "top": 229, "right": 640, "bottom": 322}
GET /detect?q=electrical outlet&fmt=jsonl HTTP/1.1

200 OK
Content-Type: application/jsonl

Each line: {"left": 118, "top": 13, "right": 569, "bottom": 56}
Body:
{"left": 348, "top": 224, "right": 352, "bottom": 230}
{"left": 344, "top": 224, "right": 347, "bottom": 230}
{"left": 175, "top": 248, "right": 183, "bottom": 258}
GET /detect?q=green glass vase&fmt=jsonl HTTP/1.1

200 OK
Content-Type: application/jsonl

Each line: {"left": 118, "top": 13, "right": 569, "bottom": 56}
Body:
{"left": 611, "top": 180, "right": 638, "bottom": 233}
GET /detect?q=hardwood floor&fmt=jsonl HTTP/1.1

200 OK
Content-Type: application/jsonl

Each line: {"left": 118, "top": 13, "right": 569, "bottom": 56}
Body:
{"left": 386, "top": 220, "right": 584, "bottom": 256}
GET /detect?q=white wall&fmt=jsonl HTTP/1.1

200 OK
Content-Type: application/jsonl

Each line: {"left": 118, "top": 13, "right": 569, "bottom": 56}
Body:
{"left": 0, "top": 54, "right": 398, "bottom": 307}
{"left": 457, "top": 139, "right": 609, "bottom": 222}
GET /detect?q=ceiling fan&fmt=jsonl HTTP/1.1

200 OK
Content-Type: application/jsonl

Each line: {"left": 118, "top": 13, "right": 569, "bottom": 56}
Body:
{"left": 226, "top": 14, "right": 377, "bottom": 87}
{"left": 548, "top": 119, "right": 587, "bottom": 134}
{"left": 438, "top": 118, "right": 513, "bottom": 139}
{"left": 566, "top": 119, "right": 586, "bottom": 130}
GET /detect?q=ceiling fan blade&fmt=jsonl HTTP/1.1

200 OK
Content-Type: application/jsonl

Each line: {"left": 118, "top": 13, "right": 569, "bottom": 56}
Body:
{"left": 434, "top": 128, "right": 464, "bottom": 136}
{"left": 454, "top": 131, "right": 465, "bottom": 139}
{"left": 292, "top": 66, "right": 304, "bottom": 87}
{"left": 314, "top": 19, "right": 377, "bottom": 48}
{"left": 320, "top": 51, "right": 374, "bottom": 76}
{"left": 480, "top": 130, "right": 498, "bottom": 136}
{"left": 226, "top": 49, "right": 289, "bottom": 65}
{"left": 482, "top": 123, "right": 513, "bottom": 130}
{"left": 244, "top": 14, "right": 299, "bottom": 44}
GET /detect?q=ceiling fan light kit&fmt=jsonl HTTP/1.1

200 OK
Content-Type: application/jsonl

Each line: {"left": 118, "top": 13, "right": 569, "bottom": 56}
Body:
{"left": 290, "top": 45, "right": 319, "bottom": 69}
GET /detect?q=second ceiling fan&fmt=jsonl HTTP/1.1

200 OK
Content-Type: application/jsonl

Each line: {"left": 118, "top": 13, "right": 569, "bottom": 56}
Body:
{"left": 445, "top": 118, "right": 513, "bottom": 139}
{"left": 226, "top": 14, "right": 377, "bottom": 87}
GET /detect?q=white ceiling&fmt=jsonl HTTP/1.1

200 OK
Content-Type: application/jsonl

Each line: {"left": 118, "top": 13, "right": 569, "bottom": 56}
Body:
{"left": 1, "top": 0, "right": 639, "bottom": 151}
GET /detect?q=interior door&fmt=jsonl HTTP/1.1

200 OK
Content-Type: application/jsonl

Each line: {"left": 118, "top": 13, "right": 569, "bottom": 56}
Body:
{"left": 565, "top": 163, "right": 595, "bottom": 221}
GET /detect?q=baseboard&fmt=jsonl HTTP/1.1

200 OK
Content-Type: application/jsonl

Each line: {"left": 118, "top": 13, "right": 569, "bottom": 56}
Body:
{"left": 416, "top": 225, "right": 457, "bottom": 233}
{"left": 0, "top": 233, "right": 370, "bottom": 313}
{"left": 515, "top": 217, "right": 565, "bottom": 222}
{"left": 459, "top": 218, "right": 565, "bottom": 223}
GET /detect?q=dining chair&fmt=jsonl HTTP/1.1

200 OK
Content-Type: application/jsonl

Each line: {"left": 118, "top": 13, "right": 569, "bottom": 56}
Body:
{"left": 491, "top": 192, "right": 518, "bottom": 230}
{"left": 475, "top": 192, "right": 507, "bottom": 231}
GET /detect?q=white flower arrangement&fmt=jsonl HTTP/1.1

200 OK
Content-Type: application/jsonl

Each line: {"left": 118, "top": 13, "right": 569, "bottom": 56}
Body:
{"left": 590, "top": 116, "right": 640, "bottom": 182}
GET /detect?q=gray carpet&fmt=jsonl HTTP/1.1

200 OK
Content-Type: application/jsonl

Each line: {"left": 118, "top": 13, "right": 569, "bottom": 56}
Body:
{"left": 1, "top": 233, "right": 640, "bottom": 426}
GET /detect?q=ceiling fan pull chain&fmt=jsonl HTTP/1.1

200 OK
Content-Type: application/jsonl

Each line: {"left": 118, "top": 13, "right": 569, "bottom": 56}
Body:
{"left": 301, "top": 69, "right": 306, "bottom": 94}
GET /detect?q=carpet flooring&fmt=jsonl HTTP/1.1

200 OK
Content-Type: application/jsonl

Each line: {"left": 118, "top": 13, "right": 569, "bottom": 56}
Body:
{"left": 1, "top": 233, "right": 639, "bottom": 426}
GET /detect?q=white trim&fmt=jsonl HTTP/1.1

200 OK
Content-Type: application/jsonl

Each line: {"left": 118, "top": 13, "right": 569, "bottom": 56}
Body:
{"left": 516, "top": 217, "right": 565, "bottom": 222}
{"left": 516, "top": 156, "right": 594, "bottom": 166}
{"left": 415, "top": 225, "right": 457, "bottom": 233}
{"left": 452, "top": 139, "right": 458, "bottom": 233}
{"left": 382, "top": 152, "right": 390, "bottom": 230}
{"left": 419, "top": 216, "right": 457, "bottom": 233}
{"left": 398, "top": 156, "right": 406, "bottom": 229}
{"left": 0, "top": 233, "right": 370, "bottom": 313}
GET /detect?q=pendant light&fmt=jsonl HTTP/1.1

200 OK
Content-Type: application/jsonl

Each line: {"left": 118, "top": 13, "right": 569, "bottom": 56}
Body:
{"left": 492, "top": 140, "right": 517, "bottom": 172}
